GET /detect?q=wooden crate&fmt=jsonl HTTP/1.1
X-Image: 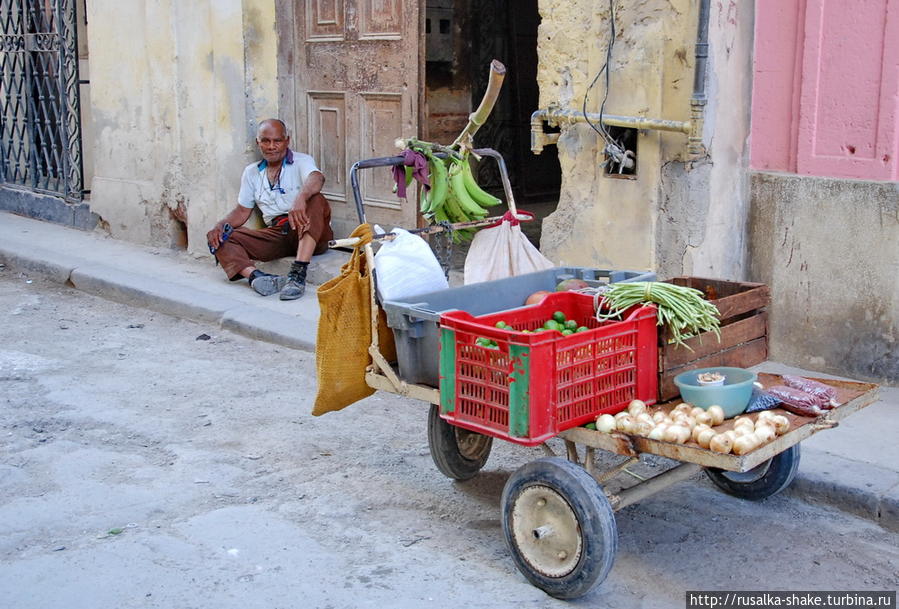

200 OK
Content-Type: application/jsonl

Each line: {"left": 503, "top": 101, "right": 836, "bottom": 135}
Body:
{"left": 658, "top": 277, "right": 769, "bottom": 401}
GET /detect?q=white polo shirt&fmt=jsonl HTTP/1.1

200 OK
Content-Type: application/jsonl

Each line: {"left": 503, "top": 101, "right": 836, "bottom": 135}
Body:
{"left": 237, "top": 149, "right": 321, "bottom": 225}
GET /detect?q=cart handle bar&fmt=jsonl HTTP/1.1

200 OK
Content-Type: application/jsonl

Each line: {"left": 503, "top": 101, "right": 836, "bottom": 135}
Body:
{"left": 329, "top": 211, "right": 533, "bottom": 249}
{"left": 349, "top": 147, "right": 516, "bottom": 225}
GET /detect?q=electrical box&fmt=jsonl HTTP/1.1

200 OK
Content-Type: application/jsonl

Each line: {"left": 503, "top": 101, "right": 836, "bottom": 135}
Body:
{"left": 426, "top": 0, "right": 454, "bottom": 63}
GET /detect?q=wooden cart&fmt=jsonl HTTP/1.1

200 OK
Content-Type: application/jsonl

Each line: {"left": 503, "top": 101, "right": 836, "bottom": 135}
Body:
{"left": 336, "top": 154, "right": 881, "bottom": 600}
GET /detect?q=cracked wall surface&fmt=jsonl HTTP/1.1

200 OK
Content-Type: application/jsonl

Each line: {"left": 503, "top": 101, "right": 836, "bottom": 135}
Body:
{"left": 536, "top": 0, "right": 753, "bottom": 279}
{"left": 84, "top": 0, "right": 278, "bottom": 254}
{"left": 750, "top": 174, "right": 899, "bottom": 383}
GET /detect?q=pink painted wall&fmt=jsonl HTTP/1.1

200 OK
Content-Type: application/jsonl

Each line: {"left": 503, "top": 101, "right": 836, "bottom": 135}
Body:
{"left": 751, "top": 0, "right": 899, "bottom": 181}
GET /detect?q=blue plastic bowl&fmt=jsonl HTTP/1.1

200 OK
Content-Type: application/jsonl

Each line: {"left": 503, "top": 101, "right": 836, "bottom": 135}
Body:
{"left": 673, "top": 367, "right": 758, "bottom": 418}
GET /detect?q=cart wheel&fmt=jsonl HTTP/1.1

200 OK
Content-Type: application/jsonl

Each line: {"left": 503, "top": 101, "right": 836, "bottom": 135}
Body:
{"left": 427, "top": 403, "right": 493, "bottom": 480}
{"left": 501, "top": 457, "right": 617, "bottom": 600}
{"left": 705, "top": 445, "right": 801, "bottom": 500}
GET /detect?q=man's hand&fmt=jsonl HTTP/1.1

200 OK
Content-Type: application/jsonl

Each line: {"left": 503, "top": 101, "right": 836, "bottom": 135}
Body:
{"left": 288, "top": 199, "right": 310, "bottom": 232}
{"left": 207, "top": 222, "right": 227, "bottom": 251}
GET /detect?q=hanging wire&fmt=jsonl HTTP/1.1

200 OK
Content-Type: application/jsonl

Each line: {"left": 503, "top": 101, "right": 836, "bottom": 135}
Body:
{"left": 582, "top": 0, "right": 626, "bottom": 164}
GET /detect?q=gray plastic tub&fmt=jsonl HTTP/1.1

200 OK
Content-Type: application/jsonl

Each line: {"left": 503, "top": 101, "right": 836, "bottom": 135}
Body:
{"left": 382, "top": 267, "right": 656, "bottom": 388}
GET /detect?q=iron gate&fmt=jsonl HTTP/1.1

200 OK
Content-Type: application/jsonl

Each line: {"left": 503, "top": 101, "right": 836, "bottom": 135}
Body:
{"left": 0, "top": 0, "right": 82, "bottom": 201}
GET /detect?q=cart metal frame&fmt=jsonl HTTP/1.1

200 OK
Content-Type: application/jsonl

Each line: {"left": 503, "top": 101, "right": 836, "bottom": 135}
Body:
{"left": 334, "top": 151, "right": 881, "bottom": 600}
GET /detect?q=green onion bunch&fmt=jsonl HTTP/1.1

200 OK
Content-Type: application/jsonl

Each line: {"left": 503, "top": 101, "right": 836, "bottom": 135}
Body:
{"left": 596, "top": 281, "right": 720, "bottom": 349}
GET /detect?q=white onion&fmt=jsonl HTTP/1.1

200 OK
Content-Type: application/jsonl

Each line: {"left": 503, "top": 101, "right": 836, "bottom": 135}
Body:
{"left": 652, "top": 411, "right": 668, "bottom": 424}
{"left": 615, "top": 410, "right": 631, "bottom": 422}
{"left": 707, "top": 405, "right": 725, "bottom": 426}
{"left": 674, "top": 403, "right": 693, "bottom": 415}
{"left": 647, "top": 424, "right": 667, "bottom": 441}
{"left": 771, "top": 415, "right": 790, "bottom": 435}
{"left": 634, "top": 420, "right": 654, "bottom": 436}
{"left": 734, "top": 425, "right": 755, "bottom": 438}
{"left": 690, "top": 406, "right": 706, "bottom": 419}
{"left": 628, "top": 399, "right": 647, "bottom": 416}
{"left": 694, "top": 410, "right": 712, "bottom": 426}
{"left": 757, "top": 410, "right": 776, "bottom": 422}
{"left": 755, "top": 423, "right": 776, "bottom": 444}
{"left": 697, "top": 428, "right": 717, "bottom": 449}
{"left": 692, "top": 423, "right": 711, "bottom": 443}
{"left": 709, "top": 434, "right": 733, "bottom": 454}
{"left": 636, "top": 412, "right": 655, "bottom": 426}
{"left": 616, "top": 414, "right": 635, "bottom": 433}
{"left": 733, "top": 434, "right": 759, "bottom": 455}
{"left": 733, "top": 416, "right": 754, "bottom": 430}
{"left": 722, "top": 429, "right": 738, "bottom": 443}
{"left": 663, "top": 425, "right": 682, "bottom": 443}
{"left": 596, "top": 414, "right": 616, "bottom": 433}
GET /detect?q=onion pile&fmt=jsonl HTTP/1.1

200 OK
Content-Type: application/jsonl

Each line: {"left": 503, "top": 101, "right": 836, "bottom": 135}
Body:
{"left": 595, "top": 400, "right": 791, "bottom": 455}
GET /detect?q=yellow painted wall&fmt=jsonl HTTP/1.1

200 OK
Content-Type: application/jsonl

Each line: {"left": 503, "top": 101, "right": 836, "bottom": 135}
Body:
{"left": 84, "top": 0, "right": 278, "bottom": 253}
{"left": 535, "top": 0, "right": 696, "bottom": 272}
{"left": 536, "top": 0, "right": 755, "bottom": 280}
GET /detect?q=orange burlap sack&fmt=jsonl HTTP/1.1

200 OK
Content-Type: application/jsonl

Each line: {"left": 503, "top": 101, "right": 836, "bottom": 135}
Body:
{"left": 312, "top": 224, "right": 396, "bottom": 416}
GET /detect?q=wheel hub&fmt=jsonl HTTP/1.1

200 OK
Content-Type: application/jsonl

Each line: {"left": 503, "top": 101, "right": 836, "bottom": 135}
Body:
{"left": 454, "top": 427, "right": 491, "bottom": 460}
{"left": 510, "top": 485, "right": 582, "bottom": 578}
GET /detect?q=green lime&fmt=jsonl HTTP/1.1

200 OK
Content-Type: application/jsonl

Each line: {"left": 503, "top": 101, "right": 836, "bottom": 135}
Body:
{"left": 576, "top": 326, "right": 590, "bottom": 333}
{"left": 565, "top": 319, "right": 578, "bottom": 330}
{"left": 552, "top": 311, "right": 566, "bottom": 323}
{"left": 543, "top": 320, "right": 560, "bottom": 331}
{"left": 495, "top": 321, "right": 507, "bottom": 329}
{"left": 584, "top": 422, "right": 597, "bottom": 430}
{"left": 562, "top": 329, "right": 574, "bottom": 336}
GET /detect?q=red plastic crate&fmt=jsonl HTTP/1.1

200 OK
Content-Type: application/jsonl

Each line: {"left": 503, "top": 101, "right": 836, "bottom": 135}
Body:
{"left": 438, "top": 291, "right": 658, "bottom": 446}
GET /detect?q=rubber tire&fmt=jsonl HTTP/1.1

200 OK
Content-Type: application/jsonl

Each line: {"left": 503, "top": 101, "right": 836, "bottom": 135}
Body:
{"left": 705, "top": 445, "right": 801, "bottom": 500}
{"left": 501, "top": 457, "right": 618, "bottom": 600}
{"left": 427, "top": 403, "right": 492, "bottom": 480}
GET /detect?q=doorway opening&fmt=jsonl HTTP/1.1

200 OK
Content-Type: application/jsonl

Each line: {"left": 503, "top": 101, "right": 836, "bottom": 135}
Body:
{"left": 423, "top": 0, "right": 561, "bottom": 275}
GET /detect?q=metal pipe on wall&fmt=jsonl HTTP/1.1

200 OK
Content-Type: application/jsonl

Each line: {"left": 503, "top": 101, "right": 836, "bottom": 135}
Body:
{"left": 530, "top": 0, "right": 713, "bottom": 159}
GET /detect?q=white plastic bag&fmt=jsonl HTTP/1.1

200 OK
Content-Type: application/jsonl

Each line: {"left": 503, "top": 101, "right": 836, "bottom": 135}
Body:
{"left": 464, "top": 212, "right": 554, "bottom": 284}
{"left": 374, "top": 226, "right": 448, "bottom": 301}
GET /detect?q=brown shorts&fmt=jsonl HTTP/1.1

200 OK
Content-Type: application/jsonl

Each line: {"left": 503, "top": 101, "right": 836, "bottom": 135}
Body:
{"left": 215, "top": 193, "right": 334, "bottom": 280}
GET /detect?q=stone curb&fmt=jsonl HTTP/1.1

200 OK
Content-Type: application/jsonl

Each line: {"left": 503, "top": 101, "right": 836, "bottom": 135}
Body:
{"left": 788, "top": 450, "right": 899, "bottom": 533}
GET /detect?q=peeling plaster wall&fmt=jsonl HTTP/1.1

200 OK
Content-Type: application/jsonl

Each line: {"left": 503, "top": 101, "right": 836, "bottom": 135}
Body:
{"left": 657, "top": 0, "right": 754, "bottom": 280}
{"left": 84, "top": 0, "right": 277, "bottom": 253}
{"left": 536, "top": 0, "right": 754, "bottom": 280}
{"left": 749, "top": 174, "right": 899, "bottom": 383}
{"left": 536, "top": 0, "right": 696, "bottom": 272}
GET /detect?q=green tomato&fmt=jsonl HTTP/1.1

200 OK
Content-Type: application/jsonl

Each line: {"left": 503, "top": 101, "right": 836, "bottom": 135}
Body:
{"left": 543, "top": 320, "right": 560, "bottom": 331}
{"left": 552, "top": 311, "right": 566, "bottom": 323}
{"left": 562, "top": 329, "right": 574, "bottom": 336}
{"left": 565, "top": 319, "right": 578, "bottom": 330}
{"left": 576, "top": 326, "right": 590, "bottom": 333}
{"left": 495, "top": 321, "right": 507, "bottom": 329}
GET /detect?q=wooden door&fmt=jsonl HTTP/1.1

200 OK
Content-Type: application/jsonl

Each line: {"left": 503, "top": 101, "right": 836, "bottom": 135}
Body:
{"left": 289, "top": 0, "right": 422, "bottom": 238}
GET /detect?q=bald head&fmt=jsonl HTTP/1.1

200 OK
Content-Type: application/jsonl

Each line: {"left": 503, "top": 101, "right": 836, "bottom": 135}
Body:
{"left": 257, "top": 118, "right": 289, "bottom": 140}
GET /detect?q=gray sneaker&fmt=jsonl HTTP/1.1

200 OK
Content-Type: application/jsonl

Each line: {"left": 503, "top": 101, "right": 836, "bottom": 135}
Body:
{"left": 250, "top": 274, "right": 287, "bottom": 296}
{"left": 279, "top": 277, "right": 306, "bottom": 300}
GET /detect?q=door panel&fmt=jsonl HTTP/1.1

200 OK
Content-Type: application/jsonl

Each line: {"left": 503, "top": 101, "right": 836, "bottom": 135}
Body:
{"left": 294, "top": 0, "right": 420, "bottom": 237}
{"left": 307, "top": 92, "right": 347, "bottom": 203}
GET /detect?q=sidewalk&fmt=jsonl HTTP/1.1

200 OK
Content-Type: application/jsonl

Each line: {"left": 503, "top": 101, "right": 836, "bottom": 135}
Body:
{"left": 1, "top": 211, "right": 897, "bottom": 532}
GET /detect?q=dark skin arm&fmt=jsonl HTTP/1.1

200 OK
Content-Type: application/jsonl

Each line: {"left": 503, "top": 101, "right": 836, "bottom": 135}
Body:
{"left": 206, "top": 205, "right": 253, "bottom": 251}
{"left": 287, "top": 171, "right": 326, "bottom": 231}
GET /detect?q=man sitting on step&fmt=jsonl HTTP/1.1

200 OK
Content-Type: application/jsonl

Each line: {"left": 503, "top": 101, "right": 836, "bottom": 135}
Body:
{"left": 206, "top": 118, "right": 333, "bottom": 300}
